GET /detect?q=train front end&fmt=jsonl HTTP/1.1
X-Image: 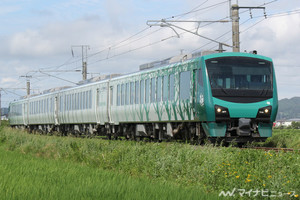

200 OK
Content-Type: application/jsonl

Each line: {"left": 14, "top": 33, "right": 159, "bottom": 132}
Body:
{"left": 201, "top": 52, "right": 278, "bottom": 143}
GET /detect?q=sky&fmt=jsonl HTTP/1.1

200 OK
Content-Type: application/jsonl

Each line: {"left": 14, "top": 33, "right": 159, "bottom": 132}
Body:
{"left": 0, "top": 0, "right": 299, "bottom": 107}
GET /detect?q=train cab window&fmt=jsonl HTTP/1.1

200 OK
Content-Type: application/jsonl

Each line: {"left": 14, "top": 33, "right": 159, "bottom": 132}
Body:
{"left": 135, "top": 81, "right": 139, "bottom": 104}
{"left": 180, "top": 71, "right": 191, "bottom": 100}
{"left": 140, "top": 80, "right": 145, "bottom": 104}
{"left": 163, "top": 75, "right": 168, "bottom": 101}
{"left": 117, "top": 85, "right": 120, "bottom": 106}
{"left": 151, "top": 77, "right": 156, "bottom": 103}
{"left": 157, "top": 76, "right": 162, "bottom": 102}
{"left": 169, "top": 74, "right": 175, "bottom": 101}
{"left": 145, "top": 79, "right": 150, "bottom": 103}
{"left": 130, "top": 82, "right": 134, "bottom": 105}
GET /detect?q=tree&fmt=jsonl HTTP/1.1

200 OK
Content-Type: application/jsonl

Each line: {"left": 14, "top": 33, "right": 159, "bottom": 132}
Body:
{"left": 291, "top": 121, "right": 300, "bottom": 129}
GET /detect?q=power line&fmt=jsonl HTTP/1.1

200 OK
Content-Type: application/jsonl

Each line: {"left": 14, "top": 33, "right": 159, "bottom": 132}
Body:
{"left": 168, "top": 0, "right": 229, "bottom": 19}
{"left": 89, "top": 35, "right": 178, "bottom": 65}
{"left": 86, "top": 1, "right": 232, "bottom": 62}
{"left": 16, "top": 0, "right": 293, "bottom": 91}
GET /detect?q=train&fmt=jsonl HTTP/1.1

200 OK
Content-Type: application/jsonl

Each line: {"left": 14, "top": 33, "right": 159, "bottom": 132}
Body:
{"left": 8, "top": 51, "right": 278, "bottom": 144}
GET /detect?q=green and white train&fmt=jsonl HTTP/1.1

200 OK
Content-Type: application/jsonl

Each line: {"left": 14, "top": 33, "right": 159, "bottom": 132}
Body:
{"left": 9, "top": 52, "right": 278, "bottom": 143}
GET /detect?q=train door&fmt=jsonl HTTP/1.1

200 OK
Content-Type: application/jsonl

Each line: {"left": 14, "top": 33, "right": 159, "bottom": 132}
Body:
{"left": 107, "top": 83, "right": 113, "bottom": 123}
{"left": 98, "top": 84, "right": 108, "bottom": 124}
{"left": 95, "top": 88, "right": 100, "bottom": 124}
{"left": 192, "top": 69, "right": 198, "bottom": 116}
{"left": 193, "top": 68, "right": 205, "bottom": 120}
{"left": 22, "top": 102, "right": 28, "bottom": 125}
{"left": 54, "top": 96, "right": 59, "bottom": 125}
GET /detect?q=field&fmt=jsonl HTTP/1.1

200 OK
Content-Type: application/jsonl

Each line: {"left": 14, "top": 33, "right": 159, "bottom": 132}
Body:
{"left": 0, "top": 122, "right": 299, "bottom": 199}
{"left": 0, "top": 147, "right": 215, "bottom": 200}
{"left": 259, "top": 129, "right": 300, "bottom": 148}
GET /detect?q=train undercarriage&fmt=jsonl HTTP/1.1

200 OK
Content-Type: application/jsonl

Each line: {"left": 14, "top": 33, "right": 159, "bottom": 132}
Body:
{"left": 12, "top": 120, "right": 267, "bottom": 145}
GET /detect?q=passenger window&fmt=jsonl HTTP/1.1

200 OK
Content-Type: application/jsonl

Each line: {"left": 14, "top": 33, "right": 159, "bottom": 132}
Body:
{"left": 180, "top": 71, "right": 191, "bottom": 100}
{"left": 130, "top": 82, "right": 134, "bottom": 105}
{"left": 151, "top": 77, "right": 156, "bottom": 103}
{"left": 121, "top": 84, "right": 125, "bottom": 105}
{"left": 117, "top": 85, "right": 120, "bottom": 106}
{"left": 140, "top": 80, "right": 145, "bottom": 104}
{"left": 157, "top": 77, "right": 162, "bottom": 102}
{"left": 126, "top": 83, "right": 129, "bottom": 105}
{"left": 145, "top": 79, "right": 150, "bottom": 103}
{"left": 89, "top": 90, "right": 92, "bottom": 109}
{"left": 82, "top": 93, "right": 85, "bottom": 109}
{"left": 169, "top": 74, "right": 175, "bottom": 101}
{"left": 135, "top": 81, "right": 139, "bottom": 104}
{"left": 197, "top": 68, "right": 203, "bottom": 87}
{"left": 163, "top": 75, "right": 168, "bottom": 101}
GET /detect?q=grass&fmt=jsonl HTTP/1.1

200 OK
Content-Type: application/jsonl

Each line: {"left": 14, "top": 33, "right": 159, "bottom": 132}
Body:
{"left": 0, "top": 147, "right": 215, "bottom": 200}
{"left": 0, "top": 122, "right": 299, "bottom": 199}
{"left": 259, "top": 129, "right": 300, "bottom": 148}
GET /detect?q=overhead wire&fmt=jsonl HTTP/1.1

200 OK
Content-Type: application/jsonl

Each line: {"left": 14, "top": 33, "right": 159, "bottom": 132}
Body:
{"left": 191, "top": 0, "right": 282, "bottom": 52}
{"left": 12, "top": 0, "right": 294, "bottom": 98}
{"left": 87, "top": 0, "right": 231, "bottom": 65}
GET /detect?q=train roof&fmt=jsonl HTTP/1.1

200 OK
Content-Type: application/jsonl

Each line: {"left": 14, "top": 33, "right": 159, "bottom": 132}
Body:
{"left": 11, "top": 51, "right": 272, "bottom": 104}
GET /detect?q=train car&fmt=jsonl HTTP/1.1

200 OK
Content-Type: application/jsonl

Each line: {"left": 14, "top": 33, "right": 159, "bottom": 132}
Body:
{"left": 8, "top": 52, "right": 278, "bottom": 144}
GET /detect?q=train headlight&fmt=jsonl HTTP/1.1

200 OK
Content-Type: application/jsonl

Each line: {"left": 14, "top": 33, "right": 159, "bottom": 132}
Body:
{"left": 264, "top": 108, "right": 269, "bottom": 114}
{"left": 256, "top": 106, "right": 272, "bottom": 122}
{"left": 215, "top": 105, "right": 230, "bottom": 121}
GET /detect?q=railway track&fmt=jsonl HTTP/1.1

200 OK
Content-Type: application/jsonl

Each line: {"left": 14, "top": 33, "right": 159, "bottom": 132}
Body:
{"left": 241, "top": 147, "right": 300, "bottom": 153}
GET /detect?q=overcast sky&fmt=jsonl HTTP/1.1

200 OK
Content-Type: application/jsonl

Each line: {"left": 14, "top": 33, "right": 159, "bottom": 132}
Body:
{"left": 1, "top": 0, "right": 299, "bottom": 107}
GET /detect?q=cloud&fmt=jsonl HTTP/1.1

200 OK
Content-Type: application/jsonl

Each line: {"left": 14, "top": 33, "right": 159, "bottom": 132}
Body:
{"left": 1, "top": 0, "right": 300, "bottom": 106}
{"left": 0, "top": 5, "right": 20, "bottom": 15}
{"left": 1, "top": 77, "right": 18, "bottom": 84}
{"left": 9, "top": 30, "right": 53, "bottom": 56}
{"left": 241, "top": 13, "right": 300, "bottom": 99}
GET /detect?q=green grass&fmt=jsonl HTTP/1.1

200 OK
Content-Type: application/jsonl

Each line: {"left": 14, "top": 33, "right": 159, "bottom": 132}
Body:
{"left": 259, "top": 129, "right": 300, "bottom": 148}
{"left": 0, "top": 123, "right": 299, "bottom": 199}
{"left": 0, "top": 147, "right": 216, "bottom": 200}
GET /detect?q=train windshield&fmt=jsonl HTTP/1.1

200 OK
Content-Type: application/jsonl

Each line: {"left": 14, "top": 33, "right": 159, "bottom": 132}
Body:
{"left": 206, "top": 57, "right": 273, "bottom": 102}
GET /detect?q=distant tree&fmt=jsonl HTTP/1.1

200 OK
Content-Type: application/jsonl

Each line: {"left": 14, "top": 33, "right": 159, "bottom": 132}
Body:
{"left": 291, "top": 121, "right": 300, "bottom": 129}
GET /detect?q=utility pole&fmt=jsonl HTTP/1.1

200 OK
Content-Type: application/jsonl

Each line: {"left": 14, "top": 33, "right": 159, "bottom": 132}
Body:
{"left": 231, "top": 4, "right": 240, "bottom": 52}
{"left": 231, "top": 4, "right": 266, "bottom": 52}
{"left": 0, "top": 89, "right": 1, "bottom": 126}
{"left": 20, "top": 75, "right": 32, "bottom": 95}
{"left": 71, "top": 45, "right": 90, "bottom": 81}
